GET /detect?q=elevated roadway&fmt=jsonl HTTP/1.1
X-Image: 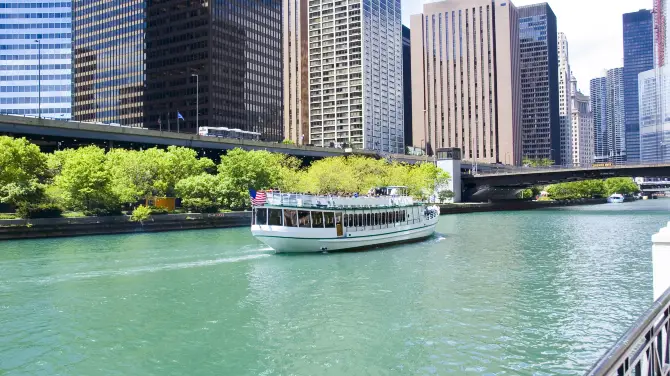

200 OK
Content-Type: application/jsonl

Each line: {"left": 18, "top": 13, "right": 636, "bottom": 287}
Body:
{"left": 0, "top": 114, "right": 427, "bottom": 163}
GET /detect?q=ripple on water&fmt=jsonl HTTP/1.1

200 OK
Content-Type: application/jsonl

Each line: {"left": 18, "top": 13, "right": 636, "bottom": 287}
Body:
{"left": 0, "top": 203, "right": 662, "bottom": 375}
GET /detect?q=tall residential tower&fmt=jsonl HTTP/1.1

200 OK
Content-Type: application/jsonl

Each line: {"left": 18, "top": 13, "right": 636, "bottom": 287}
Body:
{"left": 296, "top": 0, "right": 404, "bottom": 152}
{"left": 590, "top": 69, "right": 626, "bottom": 164}
{"left": 410, "top": 0, "right": 522, "bottom": 165}
{"left": 518, "top": 3, "right": 560, "bottom": 165}
{"left": 570, "top": 76, "right": 593, "bottom": 166}
{"left": 1, "top": 0, "right": 71, "bottom": 119}
{"left": 558, "top": 32, "right": 572, "bottom": 165}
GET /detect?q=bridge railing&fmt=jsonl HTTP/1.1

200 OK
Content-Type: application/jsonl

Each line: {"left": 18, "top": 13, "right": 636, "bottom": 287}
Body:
{"left": 584, "top": 285, "right": 670, "bottom": 376}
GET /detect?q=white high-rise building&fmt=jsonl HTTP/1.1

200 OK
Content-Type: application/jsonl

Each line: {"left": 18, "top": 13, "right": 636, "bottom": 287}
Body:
{"left": 293, "top": 0, "right": 404, "bottom": 153}
{"left": 570, "top": 76, "right": 593, "bottom": 166}
{"left": 558, "top": 32, "right": 573, "bottom": 165}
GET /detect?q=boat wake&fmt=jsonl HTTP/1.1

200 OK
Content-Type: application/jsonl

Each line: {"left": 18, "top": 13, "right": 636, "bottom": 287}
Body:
{"left": 28, "top": 253, "right": 272, "bottom": 285}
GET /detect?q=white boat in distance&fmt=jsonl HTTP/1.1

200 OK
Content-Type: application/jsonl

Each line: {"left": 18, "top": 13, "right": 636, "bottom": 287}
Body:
{"left": 251, "top": 187, "right": 440, "bottom": 253}
{"left": 607, "top": 194, "right": 625, "bottom": 203}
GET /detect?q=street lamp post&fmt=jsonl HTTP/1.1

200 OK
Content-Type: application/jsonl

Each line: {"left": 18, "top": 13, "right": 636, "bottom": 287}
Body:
{"left": 35, "top": 39, "right": 41, "bottom": 119}
{"left": 191, "top": 73, "right": 199, "bottom": 135}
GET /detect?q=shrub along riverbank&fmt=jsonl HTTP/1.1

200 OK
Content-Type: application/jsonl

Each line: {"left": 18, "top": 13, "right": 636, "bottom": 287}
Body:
{"left": 0, "top": 136, "right": 450, "bottom": 219}
{"left": 521, "top": 178, "right": 640, "bottom": 201}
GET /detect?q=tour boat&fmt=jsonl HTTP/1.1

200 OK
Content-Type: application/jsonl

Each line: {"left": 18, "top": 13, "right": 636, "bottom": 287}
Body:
{"left": 250, "top": 187, "right": 440, "bottom": 253}
{"left": 607, "top": 194, "right": 625, "bottom": 203}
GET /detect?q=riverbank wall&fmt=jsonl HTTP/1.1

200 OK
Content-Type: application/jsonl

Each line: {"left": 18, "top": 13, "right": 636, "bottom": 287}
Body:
{"left": 1, "top": 199, "right": 609, "bottom": 241}
{"left": 439, "top": 198, "right": 608, "bottom": 215}
{"left": 0, "top": 212, "right": 252, "bottom": 241}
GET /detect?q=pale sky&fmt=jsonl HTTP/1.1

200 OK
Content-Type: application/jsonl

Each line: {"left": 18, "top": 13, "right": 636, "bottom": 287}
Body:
{"left": 402, "top": 0, "right": 653, "bottom": 95}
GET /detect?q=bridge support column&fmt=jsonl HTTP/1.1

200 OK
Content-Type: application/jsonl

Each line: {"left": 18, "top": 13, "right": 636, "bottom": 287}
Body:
{"left": 436, "top": 148, "right": 461, "bottom": 203}
{"left": 652, "top": 222, "right": 670, "bottom": 300}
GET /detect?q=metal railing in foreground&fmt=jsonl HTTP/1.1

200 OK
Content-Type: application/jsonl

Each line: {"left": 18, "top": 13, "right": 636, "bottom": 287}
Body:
{"left": 585, "top": 286, "right": 670, "bottom": 376}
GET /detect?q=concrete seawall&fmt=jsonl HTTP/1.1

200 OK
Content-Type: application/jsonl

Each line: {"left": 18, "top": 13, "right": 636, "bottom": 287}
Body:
{"left": 439, "top": 198, "right": 608, "bottom": 215}
{"left": 0, "top": 212, "right": 252, "bottom": 241}
{"left": 1, "top": 199, "right": 609, "bottom": 241}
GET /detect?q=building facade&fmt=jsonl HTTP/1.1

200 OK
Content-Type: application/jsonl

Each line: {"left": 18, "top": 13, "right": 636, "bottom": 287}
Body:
{"left": 302, "top": 0, "right": 403, "bottom": 153}
{"left": 623, "top": 9, "right": 653, "bottom": 163}
{"left": 1, "top": 0, "right": 72, "bottom": 119}
{"left": 639, "top": 66, "right": 670, "bottom": 163}
{"left": 558, "top": 32, "right": 572, "bottom": 165}
{"left": 410, "top": 0, "right": 522, "bottom": 165}
{"left": 402, "top": 25, "right": 412, "bottom": 149}
{"left": 284, "top": 0, "right": 309, "bottom": 144}
{"left": 73, "top": 0, "right": 283, "bottom": 140}
{"left": 607, "top": 68, "right": 626, "bottom": 164}
{"left": 590, "top": 76, "right": 608, "bottom": 164}
{"left": 590, "top": 69, "right": 626, "bottom": 164}
{"left": 518, "top": 3, "right": 560, "bottom": 165}
{"left": 570, "top": 76, "right": 593, "bottom": 166}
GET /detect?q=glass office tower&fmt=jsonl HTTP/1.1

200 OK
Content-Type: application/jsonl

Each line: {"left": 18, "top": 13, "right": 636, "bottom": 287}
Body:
{"left": 73, "top": 0, "right": 283, "bottom": 139}
{"left": 71, "top": 0, "right": 145, "bottom": 126}
{"left": 0, "top": 0, "right": 72, "bottom": 119}
{"left": 623, "top": 10, "right": 653, "bottom": 163}
{"left": 518, "top": 4, "right": 560, "bottom": 165}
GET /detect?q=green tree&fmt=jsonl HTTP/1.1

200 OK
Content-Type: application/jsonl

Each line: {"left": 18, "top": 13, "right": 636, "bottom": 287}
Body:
{"left": 51, "top": 146, "right": 119, "bottom": 211}
{"left": 438, "top": 190, "right": 454, "bottom": 202}
{"left": 605, "top": 177, "right": 640, "bottom": 196}
{"left": 175, "top": 173, "right": 221, "bottom": 212}
{"left": 0, "top": 136, "right": 48, "bottom": 206}
{"left": 217, "top": 149, "right": 298, "bottom": 209}
{"left": 523, "top": 157, "right": 555, "bottom": 167}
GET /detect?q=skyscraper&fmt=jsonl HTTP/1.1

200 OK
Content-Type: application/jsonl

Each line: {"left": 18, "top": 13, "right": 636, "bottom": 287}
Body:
{"left": 638, "top": 0, "right": 670, "bottom": 163}
{"left": 410, "top": 0, "right": 522, "bottom": 165}
{"left": 300, "top": 0, "right": 403, "bottom": 153}
{"left": 570, "top": 76, "right": 593, "bottom": 167}
{"left": 402, "top": 25, "right": 412, "bottom": 149}
{"left": 590, "top": 76, "right": 608, "bottom": 164}
{"left": 623, "top": 9, "right": 653, "bottom": 163}
{"left": 590, "top": 69, "right": 626, "bottom": 164}
{"left": 558, "top": 32, "right": 573, "bottom": 165}
{"left": 1, "top": 0, "right": 72, "bottom": 119}
{"left": 518, "top": 3, "right": 560, "bottom": 165}
{"left": 284, "top": 0, "right": 309, "bottom": 144}
{"left": 73, "top": 0, "right": 283, "bottom": 140}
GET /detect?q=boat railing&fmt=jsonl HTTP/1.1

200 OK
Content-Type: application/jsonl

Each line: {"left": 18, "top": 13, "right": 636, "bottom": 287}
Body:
{"left": 584, "top": 285, "right": 670, "bottom": 376}
{"left": 265, "top": 192, "right": 416, "bottom": 208}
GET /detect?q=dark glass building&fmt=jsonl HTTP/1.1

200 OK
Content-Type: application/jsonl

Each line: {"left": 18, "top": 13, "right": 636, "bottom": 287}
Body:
{"left": 518, "top": 3, "right": 560, "bottom": 164}
{"left": 402, "top": 25, "right": 412, "bottom": 149}
{"left": 623, "top": 9, "right": 653, "bottom": 163}
{"left": 73, "top": 0, "right": 283, "bottom": 140}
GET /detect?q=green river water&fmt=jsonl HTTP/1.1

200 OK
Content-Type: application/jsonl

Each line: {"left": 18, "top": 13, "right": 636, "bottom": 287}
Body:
{"left": 1, "top": 200, "right": 669, "bottom": 375}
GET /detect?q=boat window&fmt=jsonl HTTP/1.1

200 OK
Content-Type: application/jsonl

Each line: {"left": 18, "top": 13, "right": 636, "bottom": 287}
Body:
{"left": 366, "top": 213, "right": 371, "bottom": 227}
{"left": 268, "top": 209, "right": 283, "bottom": 226}
{"left": 298, "top": 211, "right": 311, "bottom": 228}
{"left": 255, "top": 208, "right": 268, "bottom": 225}
{"left": 358, "top": 213, "right": 364, "bottom": 227}
{"left": 324, "top": 212, "right": 336, "bottom": 228}
{"left": 395, "top": 211, "right": 400, "bottom": 224}
{"left": 381, "top": 211, "right": 386, "bottom": 226}
{"left": 347, "top": 214, "right": 353, "bottom": 227}
{"left": 402, "top": 210, "right": 406, "bottom": 223}
{"left": 335, "top": 212, "right": 342, "bottom": 226}
{"left": 312, "top": 211, "right": 324, "bottom": 228}
{"left": 284, "top": 209, "right": 298, "bottom": 227}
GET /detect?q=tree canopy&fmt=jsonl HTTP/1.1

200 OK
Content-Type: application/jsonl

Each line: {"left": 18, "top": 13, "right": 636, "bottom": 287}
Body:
{"left": 0, "top": 136, "right": 48, "bottom": 206}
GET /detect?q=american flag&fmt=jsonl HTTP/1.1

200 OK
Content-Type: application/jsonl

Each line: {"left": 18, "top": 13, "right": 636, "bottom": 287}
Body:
{"left": 249, "top": 189, "right": 267, "bottom": 206}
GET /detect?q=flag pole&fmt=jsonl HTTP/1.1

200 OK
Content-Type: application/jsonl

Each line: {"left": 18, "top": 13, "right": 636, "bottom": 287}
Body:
{"left": 177, "top": 111, "right": 180, "bottom": 134}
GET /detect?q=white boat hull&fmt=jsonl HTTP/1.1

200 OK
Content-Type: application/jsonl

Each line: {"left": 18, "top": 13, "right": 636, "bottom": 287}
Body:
{"left": 252, "top": 222, "right": 437, "bottom": 253}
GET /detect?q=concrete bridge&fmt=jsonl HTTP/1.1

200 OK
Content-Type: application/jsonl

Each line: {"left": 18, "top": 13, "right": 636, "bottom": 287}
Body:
{"left": 457, "top": 164, "right": 670, "bottom": 201}
{"left": 0, "top": 114, "right": 427, "bottom": 163}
